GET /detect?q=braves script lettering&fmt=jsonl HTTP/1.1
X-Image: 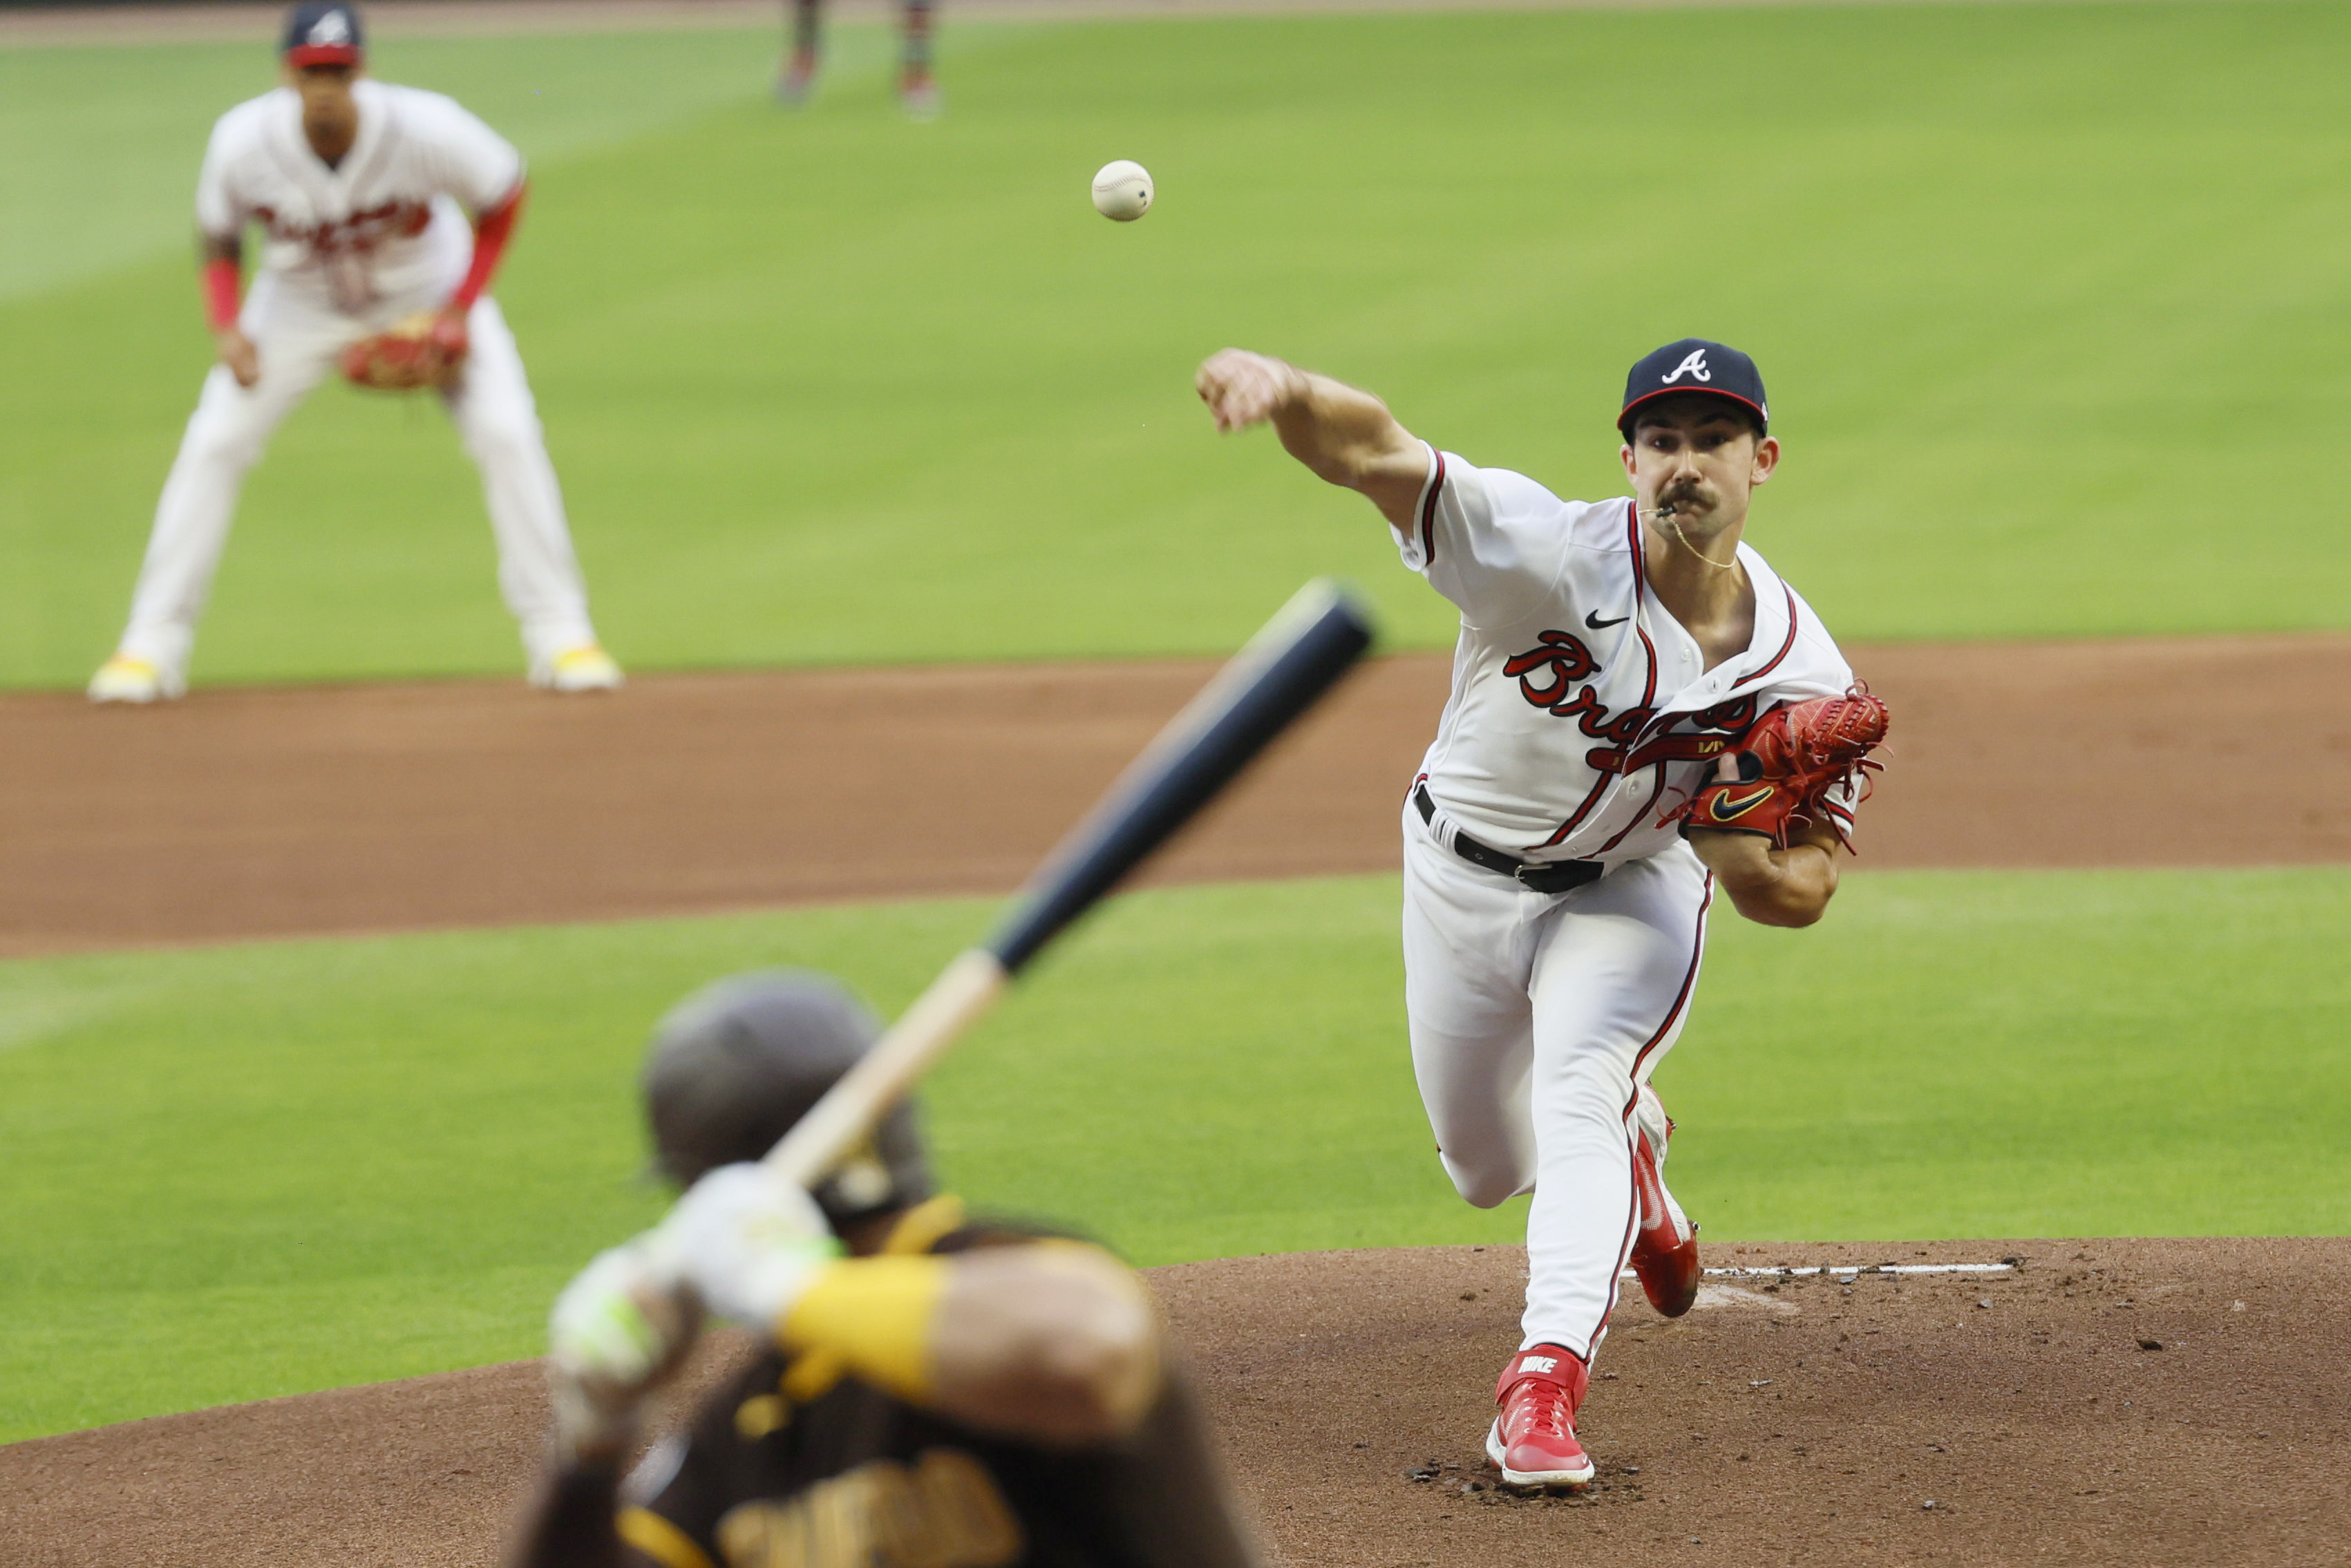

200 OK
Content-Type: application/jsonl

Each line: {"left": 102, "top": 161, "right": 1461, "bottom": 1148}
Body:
{"left": 1506, "top": 634, "right": 1766, "bottom": 776}
{"left": 254, "top": 198, "right": 433, "bottom": 256}
{"left": 1502, "top": 631, "right": 1652, "bottom": 748}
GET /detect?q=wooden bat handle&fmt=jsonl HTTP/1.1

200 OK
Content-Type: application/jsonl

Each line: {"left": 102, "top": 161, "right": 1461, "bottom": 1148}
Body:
{"left": 762, "top": 948, "right": 1009, "bottom": 1188}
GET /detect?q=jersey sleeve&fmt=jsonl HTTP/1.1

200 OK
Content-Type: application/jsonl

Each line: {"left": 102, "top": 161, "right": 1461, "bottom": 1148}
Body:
{"left": 413, "top": 91, "right": 525, "bottom": 211}
{"left": 1393, "top": 445, "right": 1566, "bottom": 627}
{"left": 192, "top": 114, "right": 249, "bottom": 242}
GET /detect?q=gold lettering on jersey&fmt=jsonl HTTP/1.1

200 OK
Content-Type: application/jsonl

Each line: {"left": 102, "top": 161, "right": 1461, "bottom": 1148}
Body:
{"left": 715, "top": 1448, "right": 1023, "bottom": 1568}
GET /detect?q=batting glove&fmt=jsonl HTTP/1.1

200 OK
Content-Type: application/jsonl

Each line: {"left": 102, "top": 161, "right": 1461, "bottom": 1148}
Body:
{"left": 546, "top": 1237, "right": 701, "bottom": 1464}
{"left": 654, "top": 1162, "right": 843, "bottom": 1333}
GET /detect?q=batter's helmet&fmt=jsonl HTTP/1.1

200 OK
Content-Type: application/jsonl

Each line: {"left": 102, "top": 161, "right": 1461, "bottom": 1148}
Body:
{"left": 641, "top": 970, "right": 934, "bottom": 1233}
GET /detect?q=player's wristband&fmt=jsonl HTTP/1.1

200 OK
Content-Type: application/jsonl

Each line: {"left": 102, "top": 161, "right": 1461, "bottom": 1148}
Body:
{"left": 777, "top": 1255, "right": 952, "bottom": 1402}
{"left": 449, "top": 184, "right": 525, "bottom": 312}
{"left": 201, "top": 257, "right": 240, "bottom": 332}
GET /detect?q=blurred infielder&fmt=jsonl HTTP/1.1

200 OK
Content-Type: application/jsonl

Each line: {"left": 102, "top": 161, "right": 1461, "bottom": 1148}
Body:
{"left": 1196, "top": 339, "right": 1885, "bottom": 1488}
{"left": 88, "top": 1, "right": 620, "bottom": 704}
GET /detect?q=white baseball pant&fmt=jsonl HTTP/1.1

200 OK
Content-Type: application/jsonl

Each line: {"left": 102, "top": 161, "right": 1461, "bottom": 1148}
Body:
{"left": 113, "top": 274, "right": 599, "bottom": 684}
{"left": 1400, "top": 806, "right": 1713, "bottom": 1359}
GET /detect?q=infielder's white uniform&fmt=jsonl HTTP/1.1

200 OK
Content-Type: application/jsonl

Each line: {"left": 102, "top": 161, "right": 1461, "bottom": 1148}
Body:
{"left": 112, "top": 78, "right": 600, "bottom": 688}
{"left": 1396, "top": 445, "right": 1859, "bottom": 1358}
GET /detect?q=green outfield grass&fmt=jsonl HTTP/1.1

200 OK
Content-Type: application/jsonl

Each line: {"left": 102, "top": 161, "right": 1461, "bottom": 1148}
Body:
{"left": 3, "top": 865, "right": 2348, "bottom": 1440}
{"left": 2, "top": 3, "right": 2347, "bottom": 689}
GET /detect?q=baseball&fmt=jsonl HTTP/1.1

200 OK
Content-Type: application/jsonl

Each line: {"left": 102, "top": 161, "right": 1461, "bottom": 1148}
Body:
{"left": 1090, "top": 159, "right": 1153, "bottom": 222}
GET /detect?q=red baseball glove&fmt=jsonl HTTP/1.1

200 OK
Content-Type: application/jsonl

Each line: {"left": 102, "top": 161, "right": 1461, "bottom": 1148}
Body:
{"left": 341, "top": 310, "right": 469, "bottom": 392}
{"left": 1677, "top": 684, "right": 1888, "bottom": 850}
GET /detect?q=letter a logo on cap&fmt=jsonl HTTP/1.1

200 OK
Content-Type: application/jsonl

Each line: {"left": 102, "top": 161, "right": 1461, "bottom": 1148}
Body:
{"left": 312, "top": 10, "right": 351, "bottom": 44}
{"left": 1661, "top": 349, "right": 1712, "bottom": 386}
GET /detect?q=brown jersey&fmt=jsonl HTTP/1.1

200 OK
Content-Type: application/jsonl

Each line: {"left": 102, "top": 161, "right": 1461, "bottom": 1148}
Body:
{"left": 612, "top": 1198, "right": 1260, "bottom": 1568}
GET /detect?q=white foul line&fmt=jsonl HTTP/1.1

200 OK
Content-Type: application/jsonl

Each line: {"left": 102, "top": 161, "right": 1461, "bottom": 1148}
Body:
{"left": 1618, "top": 1262, "right": 2017, "bottom": 1281}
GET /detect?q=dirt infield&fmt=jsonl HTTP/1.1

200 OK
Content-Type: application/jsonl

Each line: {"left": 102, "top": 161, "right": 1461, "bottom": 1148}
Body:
{"left": 6, "top": 633, "right": 2348, "bottom": 956}
{"left": 5, "top": 1238, "right": 2344, "bottom": 1567}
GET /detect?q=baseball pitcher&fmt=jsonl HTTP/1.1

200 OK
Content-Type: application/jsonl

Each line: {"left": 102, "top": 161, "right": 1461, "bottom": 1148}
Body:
{"left": 88, "top": 1, "right": 620, "bottom": 704}
{"left": 1196, "top": 338, "right": 1886, "bottom": 1488}
{"left": 514, "top": 971, "right": 1264, "bottom": 1568}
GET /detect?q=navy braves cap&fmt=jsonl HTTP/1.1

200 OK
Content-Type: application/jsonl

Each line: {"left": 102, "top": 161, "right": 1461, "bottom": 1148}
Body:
{"left": 282, "top": 1, "right": 364, "bottom": 66}
{"left": 1618, "top": 339, "right": 1768, "bottom": 441}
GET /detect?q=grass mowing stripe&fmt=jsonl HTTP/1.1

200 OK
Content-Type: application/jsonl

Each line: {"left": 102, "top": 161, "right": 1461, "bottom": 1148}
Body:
{"left": 3, "top": 4, "right": 2348, "bottom": 689}
{"left": 3, "top": 864, "right": 2347, "bottom": 1439}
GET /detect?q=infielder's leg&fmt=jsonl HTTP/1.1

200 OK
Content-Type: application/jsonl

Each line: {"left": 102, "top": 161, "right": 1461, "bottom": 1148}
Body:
{"left": 110, "top": 285, "right": 338, "bottom": 690}
{"left": 442, "top": 296, "right": 603, "bottom": 681}
{"left": 779, "top": 0, "right": 822, "bottom": 102}
{"left": 1519, "top": 847, "right": 1712, "bottom": 1357}
{"left": 899, "top": 0, "right": 938, "bottom": 114}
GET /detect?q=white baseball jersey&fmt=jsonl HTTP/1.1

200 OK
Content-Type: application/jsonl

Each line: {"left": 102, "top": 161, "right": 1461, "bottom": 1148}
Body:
{"left": 196, "top": 79, "right": 522, "bottom": 314}
{"left": 1399, "top": 445, "right": 1860, "bottom": 862}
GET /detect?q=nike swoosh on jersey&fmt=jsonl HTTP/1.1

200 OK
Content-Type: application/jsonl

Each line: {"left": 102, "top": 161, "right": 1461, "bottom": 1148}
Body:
{"left": 1584, "top": 610, "right": 1630, "bottom": 630}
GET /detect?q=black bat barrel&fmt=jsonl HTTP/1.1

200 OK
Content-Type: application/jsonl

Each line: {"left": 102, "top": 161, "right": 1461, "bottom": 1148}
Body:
{"left": 985, "top": 583, "right": 1375, "bottom": 976}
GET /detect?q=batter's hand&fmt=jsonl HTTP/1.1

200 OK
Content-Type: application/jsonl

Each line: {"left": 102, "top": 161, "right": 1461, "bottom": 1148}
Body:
{"left": 214, "top": 327, "right": 260, "bottom": 388}
{"left": 1196, "top": 348, "right": 1305, "bottom": 433}
{"left": 546, "top": 1238, "right": 702, "bottom": 1464}
{"left": 655, "top": 1163, "right": 842, "bottom": 1332}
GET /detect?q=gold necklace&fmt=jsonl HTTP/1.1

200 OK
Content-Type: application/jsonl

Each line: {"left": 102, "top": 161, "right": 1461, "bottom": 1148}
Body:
{"left": 1647, "top": 506, "right": 1739, "bottom": 573}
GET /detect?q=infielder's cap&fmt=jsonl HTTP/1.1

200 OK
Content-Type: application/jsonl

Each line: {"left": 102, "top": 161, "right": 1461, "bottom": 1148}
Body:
{"left": 1618, "top": 339, "right": 1769, "bottom": 441}
{"left": 640, "top": 970, "right": 935, "bottom": 1233}
{"left": 282, "top": 1, "right": 364, "bottom": 66}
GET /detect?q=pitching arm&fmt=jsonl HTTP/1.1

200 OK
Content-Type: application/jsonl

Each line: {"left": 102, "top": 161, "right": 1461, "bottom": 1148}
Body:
{"left": 1195, "top": 349, "right": 1428, "bottom": 532}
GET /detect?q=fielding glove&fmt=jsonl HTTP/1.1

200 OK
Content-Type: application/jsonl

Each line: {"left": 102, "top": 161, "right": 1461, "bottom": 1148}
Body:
{"left": 1679, "top": 684, "right": 1888, "bottom": 850}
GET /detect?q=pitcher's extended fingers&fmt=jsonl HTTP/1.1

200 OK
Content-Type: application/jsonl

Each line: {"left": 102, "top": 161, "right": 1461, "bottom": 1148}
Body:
{"left": 1198, "top": 349, "right": 1273, "bottom": 431}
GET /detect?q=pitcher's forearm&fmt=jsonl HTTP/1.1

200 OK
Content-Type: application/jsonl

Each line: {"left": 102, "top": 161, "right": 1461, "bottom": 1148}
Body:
{"left": 1267, "top": 371, "right": 1415, "bottom": 489}
{"left": 1196, "top": 348, "right": 1427, "bottom": 526}
{"left": 1688, "top": 831, "right": 1839, "bottom": 927}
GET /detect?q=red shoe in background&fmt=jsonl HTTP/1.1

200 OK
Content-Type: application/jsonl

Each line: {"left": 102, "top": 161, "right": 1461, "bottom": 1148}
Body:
{"left": 1485, "top": 1343, "right": 1594, "bottom": 1489}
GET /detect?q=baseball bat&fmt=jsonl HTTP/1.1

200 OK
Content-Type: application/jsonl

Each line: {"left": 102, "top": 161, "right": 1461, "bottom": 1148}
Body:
{"left": 762, "top": 578, "right": 1375, "bottom": 1189}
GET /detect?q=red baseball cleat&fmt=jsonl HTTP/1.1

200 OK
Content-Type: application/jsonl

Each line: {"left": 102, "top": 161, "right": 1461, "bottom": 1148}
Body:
{"left": 1485, "top": 1344, "right": 1594, "bottom": 1489}
{"left": 1630, "top": 1085, "right": 1701, "bottom": 1317}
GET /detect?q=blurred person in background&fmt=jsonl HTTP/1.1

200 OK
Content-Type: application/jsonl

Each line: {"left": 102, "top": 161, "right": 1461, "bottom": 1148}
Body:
{"left": 86, "top": 0, "right": 621, "bottom": 705}
{"left": 778, "top": 0, "right": 940, "bottom": 117}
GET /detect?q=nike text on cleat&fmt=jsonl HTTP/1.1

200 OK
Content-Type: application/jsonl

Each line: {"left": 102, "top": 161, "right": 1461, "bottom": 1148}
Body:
{"left": 87, "top": 654, "right": 176, "bottom": 704}
{"left": 542, "top": 645, "right": 624, "bottom": 694}
{"left": 1486, "top": 1343, "right": 1594, "bottom": 1489}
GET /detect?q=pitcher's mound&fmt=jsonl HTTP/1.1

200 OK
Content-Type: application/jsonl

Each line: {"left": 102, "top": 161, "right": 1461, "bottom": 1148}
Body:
{"left": 1166, "top": 1238, "right": 2347, "bottom": 1565}
{"left": 4, "top": 1240, "right": 2345, "bottom": 1566}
